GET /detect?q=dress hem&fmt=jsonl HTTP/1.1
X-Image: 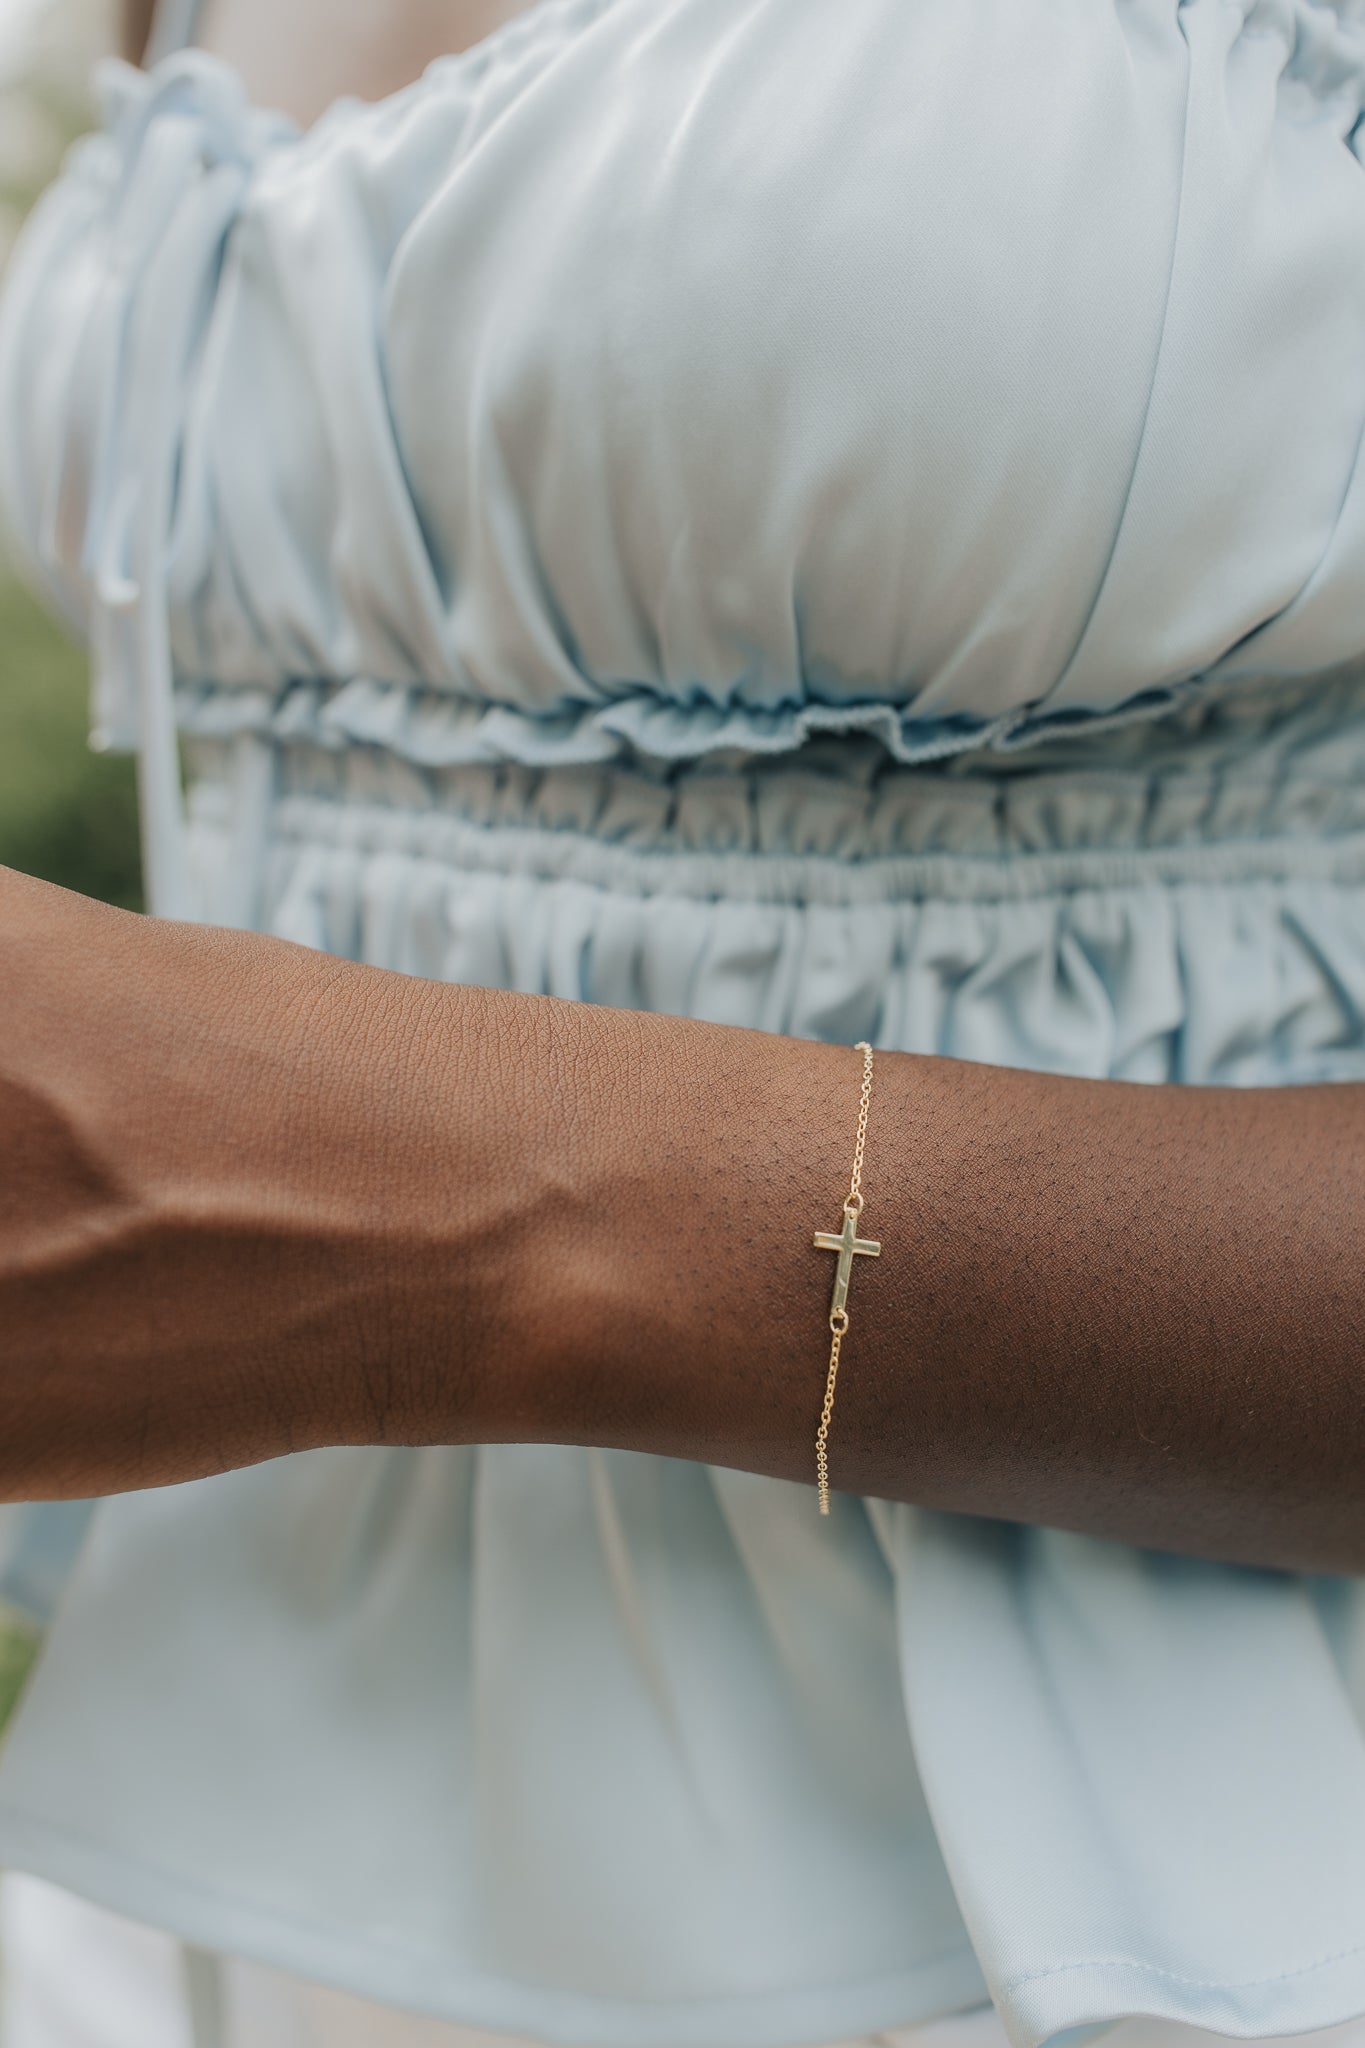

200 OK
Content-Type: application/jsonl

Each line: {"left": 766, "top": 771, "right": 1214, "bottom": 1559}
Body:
{"left": 0, "top": 1803, "right": 990, "bottom": 2048}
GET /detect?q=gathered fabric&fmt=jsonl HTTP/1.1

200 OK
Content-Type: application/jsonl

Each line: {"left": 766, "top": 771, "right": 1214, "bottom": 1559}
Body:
{"left": 7, "top": 0, "right": 1365, "bottom": 905}
{"left": 5, "top": 2, "right": 1365, "bottom": 2045}
{"left": 176, "top": 663, "right": 1365, "bottom": 1088}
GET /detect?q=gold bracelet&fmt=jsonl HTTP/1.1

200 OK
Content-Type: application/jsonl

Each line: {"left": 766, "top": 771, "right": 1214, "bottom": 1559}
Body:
{"left": 812, "top": 1041, "right": 880, "bottom": 1516}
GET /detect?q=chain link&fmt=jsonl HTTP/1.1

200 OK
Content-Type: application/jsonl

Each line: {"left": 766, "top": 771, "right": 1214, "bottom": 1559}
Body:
{"left": 814, "top": 1041, "right": 876, "bottom": 1516}
{"left": 846, "top": 1039, "right": 874, "bottom": 1216}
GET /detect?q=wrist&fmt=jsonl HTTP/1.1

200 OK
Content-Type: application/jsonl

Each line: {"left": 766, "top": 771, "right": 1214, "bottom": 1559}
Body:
{"left": 351, "top": 977, "right": 642, "bottom": 1453}
{"left": 474, "top": 1003, "right": 888, "bottom": 1485}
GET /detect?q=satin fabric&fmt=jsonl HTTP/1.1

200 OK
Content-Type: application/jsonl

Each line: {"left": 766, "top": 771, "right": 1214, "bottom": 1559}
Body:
{"left": 4, "top": 3, "right": 1365, "bottom": 2045}
{"left": 0, "top": 1876, "right": 1010, "bottom": 2048}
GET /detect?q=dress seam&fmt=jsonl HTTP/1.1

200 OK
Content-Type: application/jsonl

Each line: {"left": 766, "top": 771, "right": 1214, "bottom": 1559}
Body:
{"left": 1003, "top": 1937, "right": 1365, "bottom": 1996}
{"left": 254, "top": 799, "right": 1365, "bottom": 905}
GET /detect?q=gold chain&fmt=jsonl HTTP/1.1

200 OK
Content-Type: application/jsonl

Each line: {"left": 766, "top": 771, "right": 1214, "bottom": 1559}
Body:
{"left": 812, "top": 1041, "right": 879, "bottom": 1516}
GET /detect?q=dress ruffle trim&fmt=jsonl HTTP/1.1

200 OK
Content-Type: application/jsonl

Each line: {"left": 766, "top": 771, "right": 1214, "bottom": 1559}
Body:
{"left": 171, "top": 656, "right": 1365, "bottom": 790}
{"left": 168, "top": 668, "right": 1267, "bottom": 774}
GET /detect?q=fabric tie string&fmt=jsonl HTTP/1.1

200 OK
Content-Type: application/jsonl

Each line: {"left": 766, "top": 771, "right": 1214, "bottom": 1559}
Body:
{"left": 36, "top": 61, "right": 280, "bottom": 919}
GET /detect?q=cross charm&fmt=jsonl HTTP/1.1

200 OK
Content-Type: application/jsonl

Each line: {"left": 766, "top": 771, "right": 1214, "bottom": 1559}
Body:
{"left": 813, "top": 1205, "right": 881, "bottom": 1321}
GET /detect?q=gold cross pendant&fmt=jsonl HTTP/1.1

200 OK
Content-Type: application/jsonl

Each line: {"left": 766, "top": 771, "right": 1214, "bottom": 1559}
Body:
{"left": 813, "top": 1203, "right": 881, "bottom": 1321}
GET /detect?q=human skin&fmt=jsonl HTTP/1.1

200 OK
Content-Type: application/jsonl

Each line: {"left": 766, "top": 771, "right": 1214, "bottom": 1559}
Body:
{"left": 125, "top": 0, "right": 539, "bottom": 123}
{"left": 5, "top": 860, "right": 1365, "bottom": 1574}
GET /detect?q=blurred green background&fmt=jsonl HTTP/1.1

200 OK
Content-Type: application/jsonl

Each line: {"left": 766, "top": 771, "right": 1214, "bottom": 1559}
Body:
{"left": 0, "top": 581, "right": 142, "bottom": 907}
{"left": 0, "top": 0, "right": 143, "bottom": 909}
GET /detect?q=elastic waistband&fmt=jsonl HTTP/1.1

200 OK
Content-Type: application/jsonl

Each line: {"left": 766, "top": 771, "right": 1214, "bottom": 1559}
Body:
{"left": 181, "top": 663, "right": 1365, "bottom": 892}
{"left": 232, "top": 790, "right": 1365, "bottom": 906}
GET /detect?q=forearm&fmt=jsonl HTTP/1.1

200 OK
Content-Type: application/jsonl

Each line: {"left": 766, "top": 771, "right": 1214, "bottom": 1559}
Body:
{"left": 6, "top": 868, "right": 1365, "bottom": 1574}
{"left": 521, "top": 1012, "right": 1365, "bottom": 1575}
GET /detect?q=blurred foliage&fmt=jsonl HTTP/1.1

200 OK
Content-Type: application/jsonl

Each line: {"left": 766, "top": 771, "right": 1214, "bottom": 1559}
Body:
{"left": 0, "top": 1602, "right": 41, "bottom": 1740}
{"left": 1, "top": 0, "right": 115, "bottom": 260}
{"left": 0, "top": 575, "right": 143, "bottom": 907}
{"left": 0, "top": 0, "right": 140, "bottom": 907}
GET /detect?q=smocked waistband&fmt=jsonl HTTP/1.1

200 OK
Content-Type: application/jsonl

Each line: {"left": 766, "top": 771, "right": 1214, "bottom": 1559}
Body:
{"left": 179, "top": 662, "right": 1365, "bottom": 895}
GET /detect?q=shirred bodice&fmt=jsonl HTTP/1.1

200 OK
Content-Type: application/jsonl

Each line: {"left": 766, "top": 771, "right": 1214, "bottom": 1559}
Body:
{"left": 6, "top": 0, "right": 1365, "bottom": 800}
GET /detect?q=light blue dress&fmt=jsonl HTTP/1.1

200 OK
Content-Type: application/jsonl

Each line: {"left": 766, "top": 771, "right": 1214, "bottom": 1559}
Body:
{"left": 5, "top": 2, "right": 1365, "bottom": 2044}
